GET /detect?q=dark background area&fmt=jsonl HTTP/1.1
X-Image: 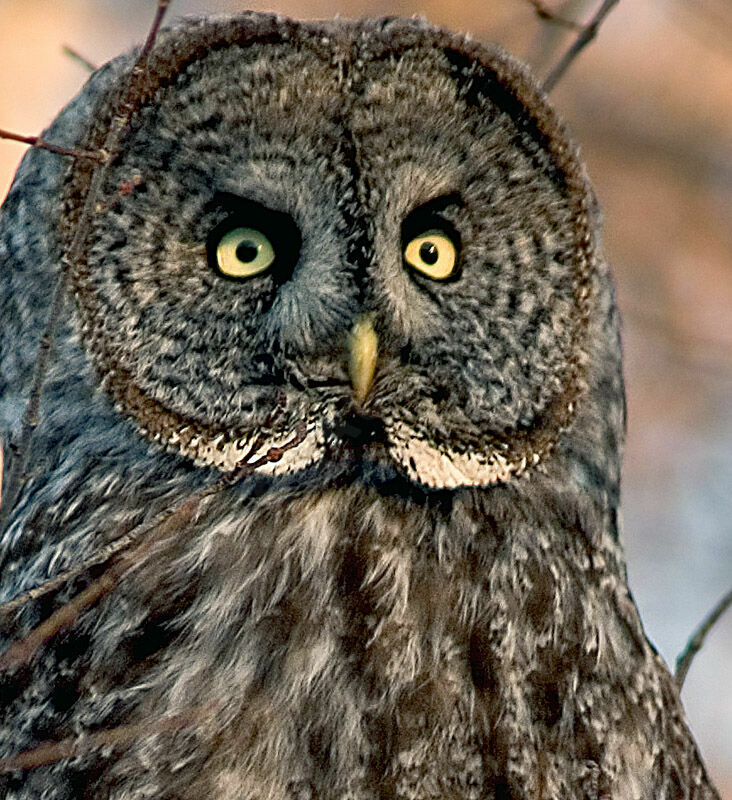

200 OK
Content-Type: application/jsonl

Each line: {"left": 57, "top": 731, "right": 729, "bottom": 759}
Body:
{"left": 1, "top": 0, "right": 730, "bottom": 793}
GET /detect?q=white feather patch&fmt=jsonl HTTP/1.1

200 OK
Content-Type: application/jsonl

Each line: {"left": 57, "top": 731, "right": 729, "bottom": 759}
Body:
{"left": 190, "top": 422, "right": 323, "bottom": 474}
{"left": 388, "top": 423, "right": 528, "bottom": 488}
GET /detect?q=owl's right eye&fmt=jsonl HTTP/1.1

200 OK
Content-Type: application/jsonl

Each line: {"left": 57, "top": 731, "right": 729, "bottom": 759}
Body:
{"left": 206, "top": 195, "right": 301, "bottom": 283}
{"left": 214, "top": 227, "right": 275, "bottom": 279}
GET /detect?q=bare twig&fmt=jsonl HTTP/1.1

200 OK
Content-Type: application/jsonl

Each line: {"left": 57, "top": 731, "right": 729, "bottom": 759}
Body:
{"left": 527, "top": 0, "right": 583, "bottom": 29}
{"left": 0, "top": 128, "right": 104, "bottom": 162}
{"left": 0, "top": 0, "right": 172, "bottom": 539}
{"left": 542, "top": 0, "right": 619, "bottom": 93}
{"left": 62, "top": 45, "right": 98, "bottom": 73}
{"left": 675, "top": 587, "right": 732, "bottom": 687}
{"left": 0, "top": 498, "right": 187, "bottom": 618}
{"left": 140, "top": 1, "right": 171, "bottom": 60}
{"left": 0, "top": 411, "right": 299, "bottom": 618}
{"left": 0, "top": 424, "right": 307, "bottom": 671}
{"left": 0, "top": 276, "right": 69, "bottom": 536}
{"left": 0, "top": 491, "right": 202, "bottom": 672}
{"left": 0, "top": 706, "right": 212, "bottom": 772}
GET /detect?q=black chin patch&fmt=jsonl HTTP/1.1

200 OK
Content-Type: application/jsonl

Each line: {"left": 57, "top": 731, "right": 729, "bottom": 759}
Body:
{"left": 331, "top": 413, "right": 388, "bottom": 448}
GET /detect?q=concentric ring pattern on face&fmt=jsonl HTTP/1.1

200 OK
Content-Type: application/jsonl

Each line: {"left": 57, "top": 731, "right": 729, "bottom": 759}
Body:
{"left": 63, "top": 17, "right": 595, "bottom": 487}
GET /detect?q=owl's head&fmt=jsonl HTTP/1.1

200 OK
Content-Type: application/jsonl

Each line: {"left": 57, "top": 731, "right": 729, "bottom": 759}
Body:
{"left": 62, "top": 13, "right": 618, "bottom": 490}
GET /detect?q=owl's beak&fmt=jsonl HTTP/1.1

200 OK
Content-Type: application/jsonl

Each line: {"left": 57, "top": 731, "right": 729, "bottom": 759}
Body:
{"left": 348, "top": 314, "right": 378, "bottom": 405}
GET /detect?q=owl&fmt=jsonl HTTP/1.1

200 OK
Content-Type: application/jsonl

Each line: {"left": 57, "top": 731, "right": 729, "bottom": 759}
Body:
{"left": 0, "top": 11, "right": 721, "bottom": 800}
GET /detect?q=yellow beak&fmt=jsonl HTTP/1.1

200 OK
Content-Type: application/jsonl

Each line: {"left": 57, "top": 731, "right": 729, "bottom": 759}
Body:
{"left": 348, "top": 314, "right": 378, "bottom": 405}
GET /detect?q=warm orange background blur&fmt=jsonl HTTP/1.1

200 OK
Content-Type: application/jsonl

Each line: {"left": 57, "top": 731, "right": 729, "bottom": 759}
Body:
{"left": 1, "top": 0, "right": 730, "bottom": 793}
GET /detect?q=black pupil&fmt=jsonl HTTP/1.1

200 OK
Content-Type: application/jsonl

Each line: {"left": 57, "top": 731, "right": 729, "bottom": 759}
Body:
{"left": 236, "top": 240, "right": 259, "bottom": 263}
{"left": 419, "top": 241, "right": 439, "bottom": 265}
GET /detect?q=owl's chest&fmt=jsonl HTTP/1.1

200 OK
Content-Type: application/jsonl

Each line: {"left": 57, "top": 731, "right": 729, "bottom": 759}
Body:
{"left": 111, "top": 486, "right": 487, "bottom": 799}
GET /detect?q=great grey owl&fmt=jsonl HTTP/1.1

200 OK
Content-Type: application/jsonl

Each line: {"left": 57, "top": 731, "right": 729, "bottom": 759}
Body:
{"left": 0, "top": 11, "right": 720, "bottom": 800}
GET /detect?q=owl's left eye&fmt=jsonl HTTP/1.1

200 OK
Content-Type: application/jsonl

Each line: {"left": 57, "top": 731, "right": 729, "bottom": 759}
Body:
{"left": 401, "top": 195, "right": 463, "bottom": 283}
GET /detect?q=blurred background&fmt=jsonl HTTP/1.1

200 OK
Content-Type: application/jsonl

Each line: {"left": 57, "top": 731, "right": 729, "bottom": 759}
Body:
{"left": 0, "top": 0, "right": 730, "bottom": 793}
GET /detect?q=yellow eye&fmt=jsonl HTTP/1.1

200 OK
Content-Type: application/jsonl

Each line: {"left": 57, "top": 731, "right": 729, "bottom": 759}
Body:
{"left": 215, "top": 227, "right": 275, "bottom": 279}
{"left": 403, "top": 229, "right": 458, "bottom": 280}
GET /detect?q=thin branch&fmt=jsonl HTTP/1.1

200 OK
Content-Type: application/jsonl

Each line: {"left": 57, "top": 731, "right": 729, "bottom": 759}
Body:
{"left": 0, "top": 424, "right": 307, "bottom": 671}
{"left": 542, "top": 0, "right": 619, "bottom": 93}
{"left": 0, "top": 503, "right": 178, "bottom": 618}
{"left": 0, "top": 492, "right": 201, "bottom": 672}
{"left": 0, "top": 410, "right": 293, "bottom": 618}
{"left": 140, "top": 1, "right": 171, "bottom": 60}
{"left": 0, "top": 0, "right": 172, "bottom": 539}
{"left": 62, "top": 45, "right": 98, "bottom": 73}
{"left": 0, "top": 128, "right": 105, "bottom": 162}
{"left": 527, "top": 0, "right": 583, "bottom": 30}
{"left": 0, "top": 276, "right": 69, "bottom": 535}
{"left": 675, "top": 587, "right": 732, "bottom": 687}
{"left": 0, "top": 706, "right": 212, "bottom": 773}
{"left": 0, "top": 480, "right": 224, "bottom": 620}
